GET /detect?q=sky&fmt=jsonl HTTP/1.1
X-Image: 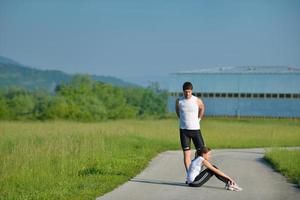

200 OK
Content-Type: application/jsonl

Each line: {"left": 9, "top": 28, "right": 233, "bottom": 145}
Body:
{"left": 0, "top": 0, "right": 300, "bottom": 86}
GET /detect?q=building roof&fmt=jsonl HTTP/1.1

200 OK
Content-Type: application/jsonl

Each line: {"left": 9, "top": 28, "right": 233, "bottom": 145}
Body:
{"left": 169, "top": 66, "right": 300, "bottom": 93}
{"left": 173, "top": 66, "right": 300, "bottom": 74}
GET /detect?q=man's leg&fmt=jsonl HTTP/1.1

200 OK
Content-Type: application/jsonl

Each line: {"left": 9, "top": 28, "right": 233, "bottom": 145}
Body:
{"left": 198, "top": 129, "right": 205, "bottom": 146}
{"left": 183, "top": 150, "right": 191, "bottom": 172}
{"left": 179, "top": 129, "right": 192, "bottom": 172}
{"left": 191, "top": 129, "right": 205, "bottom": 151}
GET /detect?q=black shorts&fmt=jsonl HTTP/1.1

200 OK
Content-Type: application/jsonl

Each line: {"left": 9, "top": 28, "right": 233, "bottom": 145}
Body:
{"left": 180, "top": 129, "right": 204, "bottom": 151}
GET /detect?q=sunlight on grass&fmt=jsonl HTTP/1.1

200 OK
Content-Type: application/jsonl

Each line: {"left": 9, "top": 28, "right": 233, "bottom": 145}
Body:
{"left": 0, "top": 118, "right": 299, "bottom": 199}
{"left": 265, "top": 149, "right": 300, "bottom": 186}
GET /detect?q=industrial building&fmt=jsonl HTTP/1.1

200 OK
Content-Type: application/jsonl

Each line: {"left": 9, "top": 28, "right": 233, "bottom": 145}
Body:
{"left": 168, "top": 66, "right": 300, "bottom": 118}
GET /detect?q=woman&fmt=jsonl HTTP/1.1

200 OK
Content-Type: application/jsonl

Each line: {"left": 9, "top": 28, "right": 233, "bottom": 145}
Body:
{"left": 187, "top": 147, "right": 242, "bottom": 191}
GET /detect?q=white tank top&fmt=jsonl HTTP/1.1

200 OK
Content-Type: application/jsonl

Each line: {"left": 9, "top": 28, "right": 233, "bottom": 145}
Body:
{"left": 187, "top": 156, "right": 204, "bottom": 183}
{"left": 178, "top": 95, "right": 200, "bottom": 130}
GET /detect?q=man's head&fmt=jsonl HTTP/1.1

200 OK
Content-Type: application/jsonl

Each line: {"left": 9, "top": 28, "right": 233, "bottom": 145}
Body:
{"left": 182, "top": 82, "right": 193, "bottom": 99}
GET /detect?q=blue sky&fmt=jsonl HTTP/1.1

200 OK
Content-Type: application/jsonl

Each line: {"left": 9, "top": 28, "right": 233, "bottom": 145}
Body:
{"left": 0, "top": 0, "right": 300, "bottom": 85}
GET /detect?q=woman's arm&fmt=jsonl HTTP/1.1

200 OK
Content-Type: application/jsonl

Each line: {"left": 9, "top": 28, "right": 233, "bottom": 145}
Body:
{"left": 202, "top": 159, "right": 235, "bottom": 184}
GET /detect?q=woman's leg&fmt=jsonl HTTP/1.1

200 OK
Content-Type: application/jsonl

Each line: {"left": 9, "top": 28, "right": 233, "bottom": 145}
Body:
{"left": 189, "top": 168, "right": 214, "bottom": 187}
{"left": 189, "top": 165, "right": 230, "bottom": 187}
{"left": 212, "top": 165, "right": 230, "bottom": 184}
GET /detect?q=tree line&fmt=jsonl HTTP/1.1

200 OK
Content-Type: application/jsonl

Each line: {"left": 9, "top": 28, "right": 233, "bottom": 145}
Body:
{"left": 0, "top": 75, "right": 168, "bottom": 121}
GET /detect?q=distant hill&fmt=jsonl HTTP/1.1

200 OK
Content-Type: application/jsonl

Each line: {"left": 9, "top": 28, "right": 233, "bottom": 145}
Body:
{"left": 0, "top": 56, "right": 139, "bottom": 91}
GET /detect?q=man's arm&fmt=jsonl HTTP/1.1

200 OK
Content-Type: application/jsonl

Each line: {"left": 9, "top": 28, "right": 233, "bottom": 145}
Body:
{"left": 198, "top": 98, "right": 205, "bottom": 119}
{"left": 175, "top": 98, "right": 180, "bottom": 118}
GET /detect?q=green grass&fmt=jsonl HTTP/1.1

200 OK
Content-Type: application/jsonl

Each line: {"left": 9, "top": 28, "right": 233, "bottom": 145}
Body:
{"left": 0, "top": 118, "right": 300, "bottom": 199}
{"left": 265, "top": 149, "right": 300, "bottom": 187}
{"left": 202, "top": 117, "right": 300, "bottom": 148}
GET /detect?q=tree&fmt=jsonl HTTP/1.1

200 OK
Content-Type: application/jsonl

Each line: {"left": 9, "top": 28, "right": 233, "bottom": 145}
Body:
{"left": 0, "top": 94, "right": 9, "bottom": 119}
{"left": 0, "top": 74, "right": 168, "bottom": 121}
{"left": 43, "top": 96, "right": 70, "bottom": 119}
{"left": 6, "top": 93, "right": 35, "bottom": 119}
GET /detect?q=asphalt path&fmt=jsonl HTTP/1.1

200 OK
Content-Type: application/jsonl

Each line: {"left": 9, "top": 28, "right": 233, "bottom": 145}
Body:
{"left": 96, "top": 148, "right": 299, "bottom": 200}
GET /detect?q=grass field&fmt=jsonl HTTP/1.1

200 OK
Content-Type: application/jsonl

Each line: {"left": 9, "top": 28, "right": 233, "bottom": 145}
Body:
{"left": 0, "top": 118, "right": 300, "bottom": 199}
{"left": 265, "top": 149, "right": 300, "bottom": 186}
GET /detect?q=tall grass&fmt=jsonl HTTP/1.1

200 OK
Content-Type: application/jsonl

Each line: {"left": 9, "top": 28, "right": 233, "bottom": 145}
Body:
{"left": 202, "top": 118, "right": 300, "bottom": 148}
{"left": 0, "top": 118, "right": 299, "bottom": 199}
{"left": 265, "top": 149, "right": 300, "bottom": 186}
{"left": 0, "top": 120, "right": 177, "bottom": 200}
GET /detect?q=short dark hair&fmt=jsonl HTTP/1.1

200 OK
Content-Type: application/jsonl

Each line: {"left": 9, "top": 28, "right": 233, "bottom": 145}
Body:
{"left": 196, "top": 146, "right": 211, "bottom": 157}
{"left": 182, "top": 82, "right": 193, "bottom": 90}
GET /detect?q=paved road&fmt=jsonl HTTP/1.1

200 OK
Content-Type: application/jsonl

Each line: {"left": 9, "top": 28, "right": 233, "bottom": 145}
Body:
{"left": 96, "top": 149, "right": 299, "bottom": 200}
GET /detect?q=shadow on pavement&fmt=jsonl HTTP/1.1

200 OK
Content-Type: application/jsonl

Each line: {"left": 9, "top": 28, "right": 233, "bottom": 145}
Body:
{"left": 130, "top": 178, "right": 224, "bottom": 190}
{"left": 130, "top": 178, "right": 186, "bottom": 187}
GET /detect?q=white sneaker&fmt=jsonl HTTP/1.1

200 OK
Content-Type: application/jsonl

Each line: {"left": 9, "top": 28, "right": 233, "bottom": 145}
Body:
{"left": 226, "top": 183, "right": 243, "bottom": 191}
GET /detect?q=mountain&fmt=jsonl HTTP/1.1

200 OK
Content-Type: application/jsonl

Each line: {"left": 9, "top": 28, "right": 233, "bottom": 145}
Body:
{"left": 0, "top": 56, "right": 139, "bottom": 91}
{"left": 0, "top": 56, "right": 21, "bottom": 65}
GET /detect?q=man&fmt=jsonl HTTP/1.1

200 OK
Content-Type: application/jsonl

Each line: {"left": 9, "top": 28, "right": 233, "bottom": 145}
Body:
{"left": 176, "top": 81, "right": 205, "bottom": 174}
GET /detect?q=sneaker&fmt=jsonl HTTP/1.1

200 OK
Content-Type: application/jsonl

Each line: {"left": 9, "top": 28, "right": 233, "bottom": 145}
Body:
{"left": 225, "top": 183, "right": 230, "bottom": 190}
{"left": 226, "top": 183, "right": 243, "bottom": 191}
